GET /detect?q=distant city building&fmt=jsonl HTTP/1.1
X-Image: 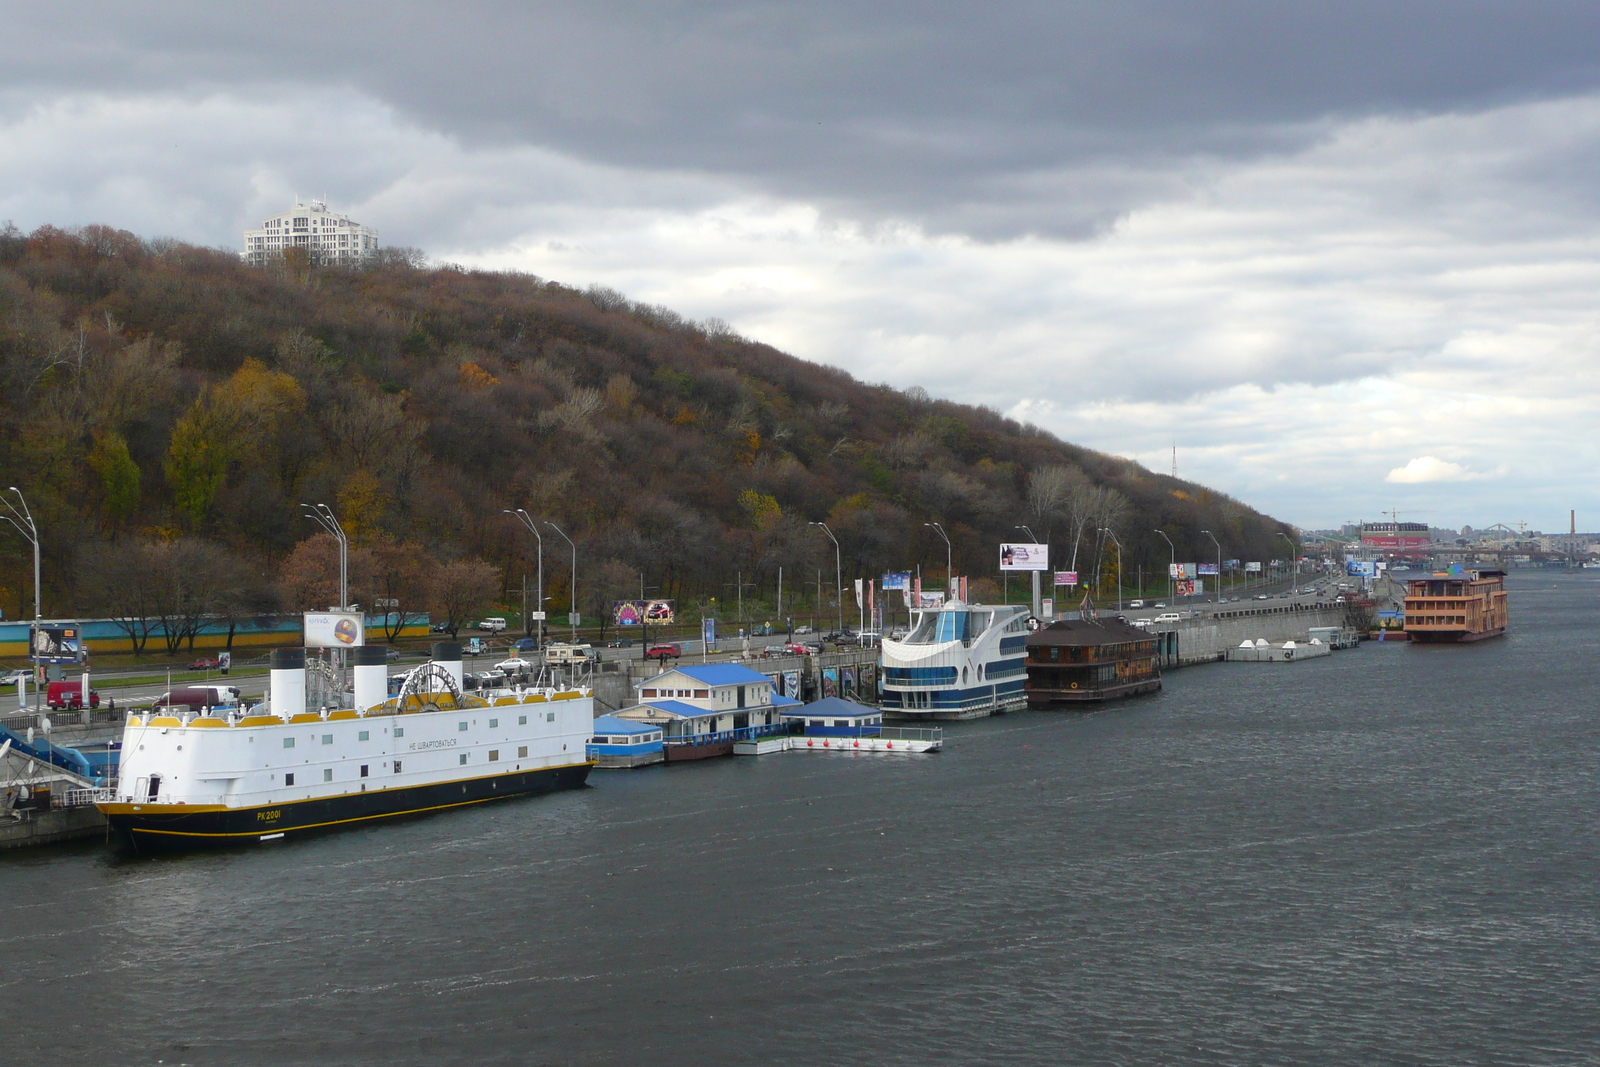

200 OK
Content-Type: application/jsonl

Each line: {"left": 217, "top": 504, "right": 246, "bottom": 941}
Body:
{"left": 243, "top": 199, "right": 377, "bottom": 266}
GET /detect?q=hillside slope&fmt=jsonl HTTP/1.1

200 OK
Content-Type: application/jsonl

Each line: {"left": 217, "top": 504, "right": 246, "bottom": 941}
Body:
{"left": 0, "top": 223, "right": 1293, "bottom": 629}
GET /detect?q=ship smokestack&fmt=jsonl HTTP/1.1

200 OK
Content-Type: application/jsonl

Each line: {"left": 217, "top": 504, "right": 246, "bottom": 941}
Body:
{"left": 432, "top": 641, "right": 464, "bottom": 691}
{"left": 270, "top": 647, "right": 306, "bottom": 719}
{"left": 352, "top": 645, "right": 387, "bottom": 710}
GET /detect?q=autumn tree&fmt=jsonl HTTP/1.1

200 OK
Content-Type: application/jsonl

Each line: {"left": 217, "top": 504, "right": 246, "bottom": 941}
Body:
{"left": 428, "top": 558, "right": 501, "bottom": 638}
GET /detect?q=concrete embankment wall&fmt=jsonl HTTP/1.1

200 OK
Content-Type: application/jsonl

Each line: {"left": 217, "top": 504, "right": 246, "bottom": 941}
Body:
{"left": 1168, "top": 605, "right": 1349, "bottom": 666}
{"left": 0, "top": 806, "right": 107, "bottom": 850}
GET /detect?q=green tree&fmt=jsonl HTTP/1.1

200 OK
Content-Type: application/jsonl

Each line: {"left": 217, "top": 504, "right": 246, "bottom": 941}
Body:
{"left": 87, "top": 429, "right": 141, "bottom": 527}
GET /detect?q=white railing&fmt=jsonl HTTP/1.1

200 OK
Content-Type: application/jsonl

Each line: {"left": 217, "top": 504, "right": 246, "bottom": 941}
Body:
{"left": 62, "top": 787, "right": 115, "bottom": 808}
{"left": 876, "top": 726, "right": 944, "bottom": 743}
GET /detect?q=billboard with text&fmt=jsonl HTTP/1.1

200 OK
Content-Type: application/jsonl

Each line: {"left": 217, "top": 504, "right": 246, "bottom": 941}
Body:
{"left": 304, "top": 611, "right": 364, "bottom": 647}
{"left": 1000, "top": 543, "right": 1049, "bottom": 571}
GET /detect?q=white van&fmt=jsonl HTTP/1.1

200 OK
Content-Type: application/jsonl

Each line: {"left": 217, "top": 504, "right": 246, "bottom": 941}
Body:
{"left": 1153, "top": 612, "right": 1182, "bottom": 625}
{"left": 1127, "top": 600, "right": 1145, "bottom": 609}
{"left": 478, "top": 617, "right": 508, "bottom": 632}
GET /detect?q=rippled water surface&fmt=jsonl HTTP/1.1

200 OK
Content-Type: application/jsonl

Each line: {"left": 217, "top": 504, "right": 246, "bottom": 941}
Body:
{"left": 4, "top": 571, "right": 1599, "bottom": 1065}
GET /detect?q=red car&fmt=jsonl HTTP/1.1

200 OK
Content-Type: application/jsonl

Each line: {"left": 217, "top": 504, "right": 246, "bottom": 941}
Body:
{"left": 187, "top": 657, "right": 221, "bottom": 670}
{"left": 645, "top": 644, "right": 682, "bottom": 662}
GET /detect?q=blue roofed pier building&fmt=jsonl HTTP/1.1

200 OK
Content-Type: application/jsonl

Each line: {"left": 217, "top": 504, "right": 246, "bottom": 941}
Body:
{"left": 612, "top": 663, "right": 800, "bottom": 762}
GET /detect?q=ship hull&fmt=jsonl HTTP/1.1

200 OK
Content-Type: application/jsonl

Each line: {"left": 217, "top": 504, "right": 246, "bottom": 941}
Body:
{"left": 99, "top": 762, "right": 592, "bottom": 851}
{"left": 1407, "top": 626, "right": 1505, "bottom": 644}
{"left": 663, "top": 739, "right": 734, "bottom": 762}
{"left": 1026, "top": 678, "right": 1163, "bottom": 707}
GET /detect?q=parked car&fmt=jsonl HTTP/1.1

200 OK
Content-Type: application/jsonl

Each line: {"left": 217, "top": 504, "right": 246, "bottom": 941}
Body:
{"left": 793, "top": 625, "right": 814, "bottom": 635}
{"left": 386, "top": 648, "right": 402, "bottom": 661}
{"left": 604, "top": 638, "right": 636, "bottom": 648}
{"left": 478, "top": 617, "right": 508, "bottom": 632}
{"left": 0, "top": 668, "right": 30, "bottom": 687}
{"left": 515, "top": 637, "right": 538, "bottom": 651}
{"left": 151, "top": 685, "right": 241, "bottom": 711}
{"left": 772, "top": 642, "right": 814, "bottom": 656}
{"left": 646, "top": 643, "right": 683, "bottom": 662}
{"left": 430, "top": 623, "right": 450, "bottom": 634}
{"left": 46, "top": 680, "right": 100, "bottom": 710}
{"left": 187, "top": 656, "right": 221, "bottom": 671}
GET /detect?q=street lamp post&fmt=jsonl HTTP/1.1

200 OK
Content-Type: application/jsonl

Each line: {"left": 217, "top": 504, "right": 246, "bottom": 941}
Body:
{"left": 3, "top": 488, "right": 41, "bottom": 712}
{"left": 301, "top": 503, "right": 349, "bottom": 609}
{"left": 546, "top": 522, "right": 577, "bottom": 642}
{"left": 1014, "top": 525, "right": 1041, "bottom": 616}
{"left": 1153, "top": 529, "right": 1175, "bottom": 605}
{"left": 504, "top": 509, "right": 545, "bottom": 650}
{"left": 925, "top": 522, "right": 952, "bottom": 598}
{"left": 1278, "top": 531, "right": 1299, "bottom": 594}
{"left": 808, "top": 522, "right": 843, "bottom": 633}
{"left": 1100, "top": 528, "right": 1123, "bottom": 611}
{"left": 1201, "top": 529, "right": 1222, "bottom": 605}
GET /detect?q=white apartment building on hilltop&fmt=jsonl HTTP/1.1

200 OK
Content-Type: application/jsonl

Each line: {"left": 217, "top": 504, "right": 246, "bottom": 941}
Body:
{"left": 243, "top": 199, "right": 378, "bottom": 266}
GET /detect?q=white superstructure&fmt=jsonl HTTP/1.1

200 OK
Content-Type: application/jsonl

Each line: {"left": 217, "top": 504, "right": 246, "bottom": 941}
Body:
{"left": 879, "top": 601, "right": 1031, "bottom": 720}
{"left": 243, "top": 198, "right": 378, "bottom": 266}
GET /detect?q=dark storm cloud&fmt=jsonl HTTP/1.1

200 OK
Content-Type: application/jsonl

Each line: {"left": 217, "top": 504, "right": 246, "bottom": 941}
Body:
{"left": 6, "top": 1, "right": 1600, "bottom": 236}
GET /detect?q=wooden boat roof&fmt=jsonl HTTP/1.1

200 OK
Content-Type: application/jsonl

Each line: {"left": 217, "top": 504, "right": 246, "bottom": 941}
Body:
{"left": 1026, "top": 618, "right": 1153, "bottom": 647}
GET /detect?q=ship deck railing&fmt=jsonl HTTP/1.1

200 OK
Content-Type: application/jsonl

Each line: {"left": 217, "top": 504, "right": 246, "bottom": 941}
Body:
{"left": 663, "top": 722, "right": 793, "bottom": 746}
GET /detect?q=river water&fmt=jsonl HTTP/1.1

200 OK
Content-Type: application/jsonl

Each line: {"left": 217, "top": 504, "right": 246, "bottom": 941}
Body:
{"left": 3, "top": 571, "right": 1597, "bottom": 1065}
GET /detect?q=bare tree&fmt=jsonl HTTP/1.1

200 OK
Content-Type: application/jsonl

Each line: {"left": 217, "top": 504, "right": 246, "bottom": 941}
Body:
{"left": 1025, "top": 465, "right": 1083, "bottom": 542}
{"left": 359, "top": 539, "right": 434, "bottom": 644}
{"left": 80, "top": 541, "right": 162, "bottom": 655}
{"left": 428, "top": 558, "right": 502, "bottom": 638}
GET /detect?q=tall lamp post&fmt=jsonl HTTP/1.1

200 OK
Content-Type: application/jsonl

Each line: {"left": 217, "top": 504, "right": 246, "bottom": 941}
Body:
{"left": 504, "top": 509, "right": 545, "bottom": 650}
{"left": 301, "top": 503, "right": 348, "bottom": 609}
{"left": 1201, "top": 529, "right": 1222, "bottom": 605}
{"left": 3, "top": 488, "right": 40, "bottom": 711}
{"left": 924, "top": 521, "right": 952, "bottom": 599}
{"left": 546, "top": 522, "right": 577, "bottom": 642}
{"left": 1100, "top": 527, "right": 1123, "bottom": 611}
{"left": 1014, "top": 525, "right": 1041, "bottom": 616}
{"left": 1278, "top": 531, "right": 1299, "bottom": 594}
{"left": 1153, "top": 529, "right": 1175, "bottom": 605}
{"left": 808, "top": 522, "right": 843, "bottom": 633}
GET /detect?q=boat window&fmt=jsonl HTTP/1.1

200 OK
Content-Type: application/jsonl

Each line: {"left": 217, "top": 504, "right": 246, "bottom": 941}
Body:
{"left": 458, "top": 721, "right": 468, "bottom": 732}
{"left": 283, "top": 737, "right": 295, "bottom": 749}
{"left": 519, "top": 716, "right": 527, "bottom": 725}
{"left": 459, "top": 753, "right": 468, "bottom": 765}
{"left": 285, "top": 773, "right": 295, "bottom": 786}
{"left": 359, "top": 730, "right": 369, "bottom": 741}
{"left": 489, "top": 750, "right": 499, "bottom": 761}
{"left": 393, "top": 761, "right": 401, "bottom": 773}
{"left": 323, "top": 768, "right": 333, "bottom": 782}
{"left": 360, "top": 765, "right": 368, "bottom": 778}
{"left": 321, "top": 734, "right": 333, "bottom": 745}
{"left": 547, "top": 712, "right": 556, "bottom": 722}
{"left": 489, "top": 718, "right": 498, "bottom": 728}
{"left": 394, "top": 728, "right": 404, "bottom": 738}
{"left": 518, "top": 746, "right": 528, "bottom": 758}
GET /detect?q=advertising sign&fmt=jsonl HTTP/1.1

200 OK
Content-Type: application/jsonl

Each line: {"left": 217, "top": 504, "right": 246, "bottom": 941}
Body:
{"left": 1246, "top": 561, "right": 1263, "bottom": 573}
{"left": 1175, "top": 579, "right": 1195, "bottom": 596}
{"left": 1040, "top": 597, "right": 1054, "bottom": 618}
{"left": 1347, "top": 560, "right": 1379, "bottom": 578}
{"left": 1167, "top": 562, "right": 1198, "bottom": 580}
{"left": 218, "top": 651, "right": 232, "bottom": 674}
{"left": 882, "top": 572, "right": 911, "bottom": 591}
{"left": 916, "top": 592, "right": 945, "bottom": 609}
{"left": 30, "top": 624, "right": 83, "bottom": 664}
{"left": 1054, "top": 571, "right": 1078, "bottom": 587}
{"left": 702, "top": 617, "right": 716, "bottom": 647}
{"left": 999, "top": 542, "right": 1049, "bottom": 571}
{"left": 1226, "top": 559, "right": 1240, "bottom": 570}
{"left": 304, "top": 611, "right": 365, "bottom": 647}
{"left": 1198, "top": 563, "right": 1219, "bottom": 576}
{"left": 614, "top": 599, "right": 675, "bottom": 626}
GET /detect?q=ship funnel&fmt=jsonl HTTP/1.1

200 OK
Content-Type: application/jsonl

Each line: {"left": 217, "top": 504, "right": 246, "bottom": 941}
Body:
{"left": 352, "top": 645, "right": 387, "bottom": 710}
{"left": 432, "top": 641, "right": 464, "bottom": 690}
{"left": 270, "top": 648, "right": 306, "bottom": 719}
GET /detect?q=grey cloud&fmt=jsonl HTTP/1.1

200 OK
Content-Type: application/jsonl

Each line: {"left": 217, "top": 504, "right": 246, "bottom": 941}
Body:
{"left": 7, "top": 1, "right": 1600, "bottom": 237}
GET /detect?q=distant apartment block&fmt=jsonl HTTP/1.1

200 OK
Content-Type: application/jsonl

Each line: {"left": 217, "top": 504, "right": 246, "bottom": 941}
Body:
{"left": 243, "top": 199, "right": 377, "bottom": 266}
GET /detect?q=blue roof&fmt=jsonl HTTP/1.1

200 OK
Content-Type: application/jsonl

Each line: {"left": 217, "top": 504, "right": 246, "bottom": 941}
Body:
{"left": 592, "top": 715, "right": 656, "bottom": 735}
{"left": 784, "top": 696, "right": 882, "bottom": 719}
{"left": 638, "top": 699, "right": 717, "bottom": 719}
{"left": 771, "top": 693, "right": 803, "bottom": 707}
{"left": 668, "top": 663, "right": 771, "bottom": 686}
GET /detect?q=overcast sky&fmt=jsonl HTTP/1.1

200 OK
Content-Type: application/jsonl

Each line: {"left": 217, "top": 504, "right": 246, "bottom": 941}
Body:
{"left": 5, "top": 1, "right": 1600, "bottom": 532}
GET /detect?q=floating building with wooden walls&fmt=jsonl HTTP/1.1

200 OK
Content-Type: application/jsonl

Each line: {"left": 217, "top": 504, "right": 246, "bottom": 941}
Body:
{"left": 1023, "top": 618, "right": 1162, "bottom": 706}
{"left": 1402, "top": 569, "right": 1509, "bottom": 642}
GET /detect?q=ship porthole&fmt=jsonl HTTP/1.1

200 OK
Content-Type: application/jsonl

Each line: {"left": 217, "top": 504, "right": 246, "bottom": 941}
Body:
{"left": 1070, "top": 682, "right": 1078, "bottom": 689}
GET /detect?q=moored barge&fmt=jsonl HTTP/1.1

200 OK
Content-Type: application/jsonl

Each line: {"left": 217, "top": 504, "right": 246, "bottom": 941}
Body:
{"left": 1023, "top": 617, "right": 1162, "bottom": 706}
{"left": 1402, "top": 569, "right": 1509, "bottom": 643}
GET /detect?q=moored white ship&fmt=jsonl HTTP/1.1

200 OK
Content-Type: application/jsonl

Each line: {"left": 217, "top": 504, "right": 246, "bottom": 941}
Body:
{"left": 97, "top": 643, "right": 593, "bottom": 850}
{"left": 879, "top": 600, "right": 1031, "bottom": 720}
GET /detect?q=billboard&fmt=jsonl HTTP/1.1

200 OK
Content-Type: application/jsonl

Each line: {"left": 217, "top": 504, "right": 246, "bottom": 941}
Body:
{"left": 1347, "top": 561, "right": 1379, "bottom": 578}
{"left": 916, "top": 592, "right": 945, "bottom": 609}
{"left": 881, "top": 572, "right": 911, "bottom": 591}
{"left": 1198, "top": 563, "right": 1219, "bottom": 576}
{"left": 304, "top": 611, "right": 364, "bottom": 647}
{"left": 1054, "top": 571, "right": 1078, "bottom": 586}
{"left": 31, "top": 624, "right": 83, "bottom": 663}
{"left": 1246, "top": 561, "right": 1262, "bottom": 573}
{"left": 999, "top": 543, "right": 1049, "bottom": 571}
{"left": 614, "top": 599, "right": 675, "bottom": 626}
{"left": 1168, "top": 562, "right": 1197, "bottom": 580}
{"left": 1040, "top": 597, "right": 1054, "bottom": 618}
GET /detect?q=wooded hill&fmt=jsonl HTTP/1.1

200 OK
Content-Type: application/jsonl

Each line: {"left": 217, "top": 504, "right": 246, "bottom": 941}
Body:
{"left": 0, "top": 222, "right": 1294, "bottom": 642}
